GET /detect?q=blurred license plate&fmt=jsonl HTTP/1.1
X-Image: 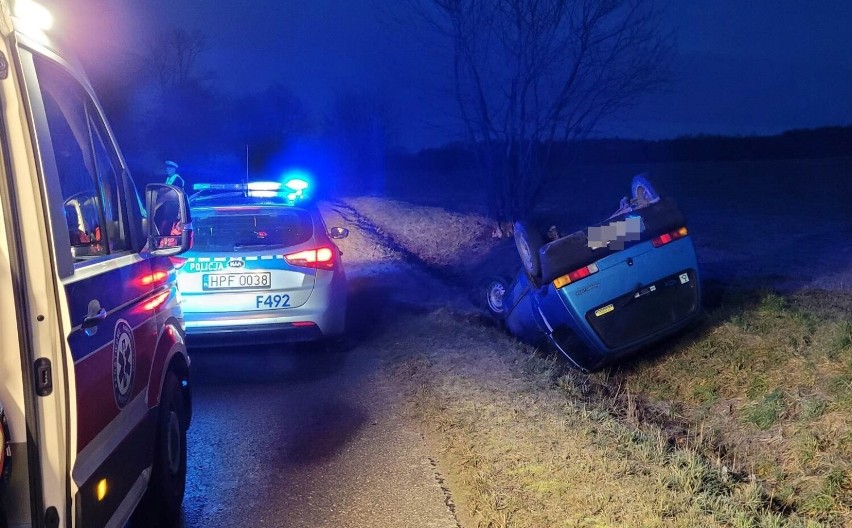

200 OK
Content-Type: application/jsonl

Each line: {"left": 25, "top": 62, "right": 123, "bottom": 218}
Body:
{"left": 203, "top": 272, "right": 271, "bottom": 290}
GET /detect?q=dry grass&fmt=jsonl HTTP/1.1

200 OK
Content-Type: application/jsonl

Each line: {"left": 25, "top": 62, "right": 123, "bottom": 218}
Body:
{"left": 621, "top": 290, "right": 852, "bottom": 525}
{"left": 340, "top": 197, "right": 497, "bottom": 272}
{"left": 378, "top": 309, "right": 815, "bottom": 527}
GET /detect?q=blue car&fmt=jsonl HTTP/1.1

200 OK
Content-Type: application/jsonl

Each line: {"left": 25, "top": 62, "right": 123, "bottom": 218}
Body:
{"left": 485, "top": 176, "right": 702, "bottom": 371}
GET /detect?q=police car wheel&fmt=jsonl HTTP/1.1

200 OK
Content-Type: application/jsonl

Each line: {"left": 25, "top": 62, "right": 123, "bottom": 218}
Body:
{"left": 132, "top": 372, "right": 186, "bottom": 527}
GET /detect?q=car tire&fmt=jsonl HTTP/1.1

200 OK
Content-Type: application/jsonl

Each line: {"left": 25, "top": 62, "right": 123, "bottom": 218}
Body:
{"left": 483, "top": 275, "right": 513, "bottom": 320}
{"left": 132, "top": 371, "right": 187, "bottom": 527}
{"left": 513, "top": 220, "right": 544, "bottom": 287}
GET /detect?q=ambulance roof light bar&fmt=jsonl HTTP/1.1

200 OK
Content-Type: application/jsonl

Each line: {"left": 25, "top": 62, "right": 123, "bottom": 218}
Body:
{"left": 13, "top": 0, "right": 54, "bottom": 32}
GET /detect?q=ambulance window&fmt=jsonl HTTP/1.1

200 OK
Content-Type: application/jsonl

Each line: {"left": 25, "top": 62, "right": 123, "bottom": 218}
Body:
{"left": 33, "top": 58, "right": 115, "bottom": 261}
{"left": 88, "top": 107, "right": 129, "bottom": 252}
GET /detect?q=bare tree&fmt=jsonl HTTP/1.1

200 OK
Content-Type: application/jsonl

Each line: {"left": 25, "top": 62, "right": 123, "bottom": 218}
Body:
{"left": 408, "top": 0, "right": 672, "bottom": 224}
{"left": 144, "top": 28, "right": 208, "bottom": 90}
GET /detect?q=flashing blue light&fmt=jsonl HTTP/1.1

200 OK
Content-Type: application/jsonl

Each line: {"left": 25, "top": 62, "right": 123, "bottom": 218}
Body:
{"left": 248, "top": 181, "right": 283, "bottom": 192}
{"left": 284, "top": 178, "right": 309, "bottom": 192}
{"left": 281, "top": 169, "right": 313, "bottom": 192}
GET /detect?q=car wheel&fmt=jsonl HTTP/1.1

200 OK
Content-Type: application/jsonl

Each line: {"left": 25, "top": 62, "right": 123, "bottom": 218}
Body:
{"left": 132, "top": 371, "right": 186, "bottom": 527}
{"left": 484, "top": 276, "right": 512, "bottom": 319}
{"left": 513, "top": 220, "right": 544, "bottom": 286}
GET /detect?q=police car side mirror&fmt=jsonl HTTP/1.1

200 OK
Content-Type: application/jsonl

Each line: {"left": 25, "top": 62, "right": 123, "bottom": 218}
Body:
{"left": 145, "top": 184, "right": 193, "bottom": 256}
{"left": 329, "top": 227, "right": 349, "bottom": 239}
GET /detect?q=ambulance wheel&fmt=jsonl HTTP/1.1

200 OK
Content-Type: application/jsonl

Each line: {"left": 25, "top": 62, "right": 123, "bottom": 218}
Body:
{"left": 133, "top": 371, "right": 186, "bottom": 527}
{"left": 513, "top": 220, "right": 544, "bottom": 287}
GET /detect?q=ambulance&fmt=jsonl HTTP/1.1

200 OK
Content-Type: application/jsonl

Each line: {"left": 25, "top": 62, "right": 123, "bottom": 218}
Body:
{"left": 0, "top": 1, "right": 193, "bottom": 526}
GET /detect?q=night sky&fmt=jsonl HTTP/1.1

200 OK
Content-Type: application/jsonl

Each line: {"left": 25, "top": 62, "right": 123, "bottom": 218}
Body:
{"left": 55, "top": 0, "right": 852, "bottom": 150}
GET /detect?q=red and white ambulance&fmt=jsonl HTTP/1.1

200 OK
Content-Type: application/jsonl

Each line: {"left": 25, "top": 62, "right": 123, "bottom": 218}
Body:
{"left": 0, "top": 1, "right": 193, "bottom": 526}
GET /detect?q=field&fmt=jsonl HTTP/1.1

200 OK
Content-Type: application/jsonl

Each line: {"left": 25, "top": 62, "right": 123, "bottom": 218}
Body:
{"left": 330, "top": 157, "right": 852, "bottom": 526}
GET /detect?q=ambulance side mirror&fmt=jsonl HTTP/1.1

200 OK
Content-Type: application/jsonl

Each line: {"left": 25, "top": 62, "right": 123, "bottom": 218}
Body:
{"left": 145, "top": 184, "right": 193, "bottom": 256}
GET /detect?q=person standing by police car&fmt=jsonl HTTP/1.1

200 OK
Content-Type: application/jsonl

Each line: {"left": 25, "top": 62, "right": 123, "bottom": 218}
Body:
{"left": 164, "top": 160, "right": 185, "bottom": 188}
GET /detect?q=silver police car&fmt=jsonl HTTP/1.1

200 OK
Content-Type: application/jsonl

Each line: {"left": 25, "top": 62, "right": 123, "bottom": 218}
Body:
{"left": 176, "top": 179, "right": 348, "bottom": 344}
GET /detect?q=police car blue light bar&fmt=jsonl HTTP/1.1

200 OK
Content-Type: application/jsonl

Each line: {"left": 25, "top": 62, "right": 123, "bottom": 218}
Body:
{"left": 247, "top": 181, "right": 282, "bottom": 192}
{"left": 284, "top": 178, "right": 309, "bottom": 192}
{"left": 192, "top": 183, "right": 245, "bottom": 192}
{"left": 192, "top": 180, "right": 311, "bottom": 202}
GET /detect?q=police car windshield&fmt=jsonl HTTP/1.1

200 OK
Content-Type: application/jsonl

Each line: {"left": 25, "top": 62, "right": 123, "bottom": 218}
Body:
{"left": 192, "top": 207, "right": 313, "bottom": 252}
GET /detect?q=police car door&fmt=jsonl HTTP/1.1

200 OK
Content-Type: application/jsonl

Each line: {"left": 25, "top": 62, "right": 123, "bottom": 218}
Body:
{"left": 21, "top": 48, "right": 159, "bottom": 526}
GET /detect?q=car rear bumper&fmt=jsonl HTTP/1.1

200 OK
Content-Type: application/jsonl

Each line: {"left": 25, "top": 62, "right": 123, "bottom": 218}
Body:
{"left": 181, "top": 271, "right": 346, "bottom": 345}
{"left": 185, "top": 321, "right": 325, "bottom": 346}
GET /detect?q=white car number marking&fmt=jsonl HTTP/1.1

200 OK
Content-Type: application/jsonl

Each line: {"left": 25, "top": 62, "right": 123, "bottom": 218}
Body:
{"left": 256, "top": 294, "right": 291, "bottom": 309}
{"left": 203, "top": 272, "right": 271, "bottom": 290}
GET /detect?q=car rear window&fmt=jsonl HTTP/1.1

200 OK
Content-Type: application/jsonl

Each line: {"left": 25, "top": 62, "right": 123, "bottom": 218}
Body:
{"left": 192, "top": 208, "right": 314, "bottom": 252}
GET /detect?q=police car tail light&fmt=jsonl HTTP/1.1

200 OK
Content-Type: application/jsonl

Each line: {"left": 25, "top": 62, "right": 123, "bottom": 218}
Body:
{"left": 651, "top": 227, "right": 688, "bottom": 248}
{"left": 553, "top": 263, "right": 599, "bottom": 289}
{"left": 284, "top": 247, "right": 335, "bottom": 270}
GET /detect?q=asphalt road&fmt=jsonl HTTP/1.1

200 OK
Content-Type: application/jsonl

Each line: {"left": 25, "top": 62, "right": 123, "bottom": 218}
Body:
{"left": 177, "top": 268, "right": 462, "bottom": 528}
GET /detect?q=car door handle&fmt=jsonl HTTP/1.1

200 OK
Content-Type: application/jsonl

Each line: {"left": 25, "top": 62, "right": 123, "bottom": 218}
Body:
{"left": 82, "top": 308, "right": 107, "bottom": 328}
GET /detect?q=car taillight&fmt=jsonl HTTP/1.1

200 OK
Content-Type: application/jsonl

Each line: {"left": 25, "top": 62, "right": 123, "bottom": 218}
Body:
{"left": 652, "top": 227, "right": 688, "bottom": 248}
{"left": 169, "top": 256, "right": 188, "bottom": 269}
{"left": 284, "top": 247, "right": 335, "bottom": 270}
{"left": 553, "top": 263, "right": 599, "bottom": 289}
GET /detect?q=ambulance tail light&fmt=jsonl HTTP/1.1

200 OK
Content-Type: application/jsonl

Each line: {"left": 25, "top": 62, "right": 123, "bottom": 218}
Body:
{"left": 284, "top": 247, "right": 335, "bottom": 270}
{"left": 138, "top": 270, "right": 168, "bottom": 287}
{"left": 553, "top": 263, "right": 599, "bottom": 289}
{"left": 143, "top": 290, "right": 171, "bottom": 311}
{"left": 652, "top": 227, "right": 688, "bottom": 248}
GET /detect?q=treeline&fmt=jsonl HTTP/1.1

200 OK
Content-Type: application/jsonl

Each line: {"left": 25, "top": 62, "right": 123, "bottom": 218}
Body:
{"left": 565, "top": 127, "right": 852, "bottom": 163}
{"left": 390, "top": 126, "right": 852, "bottom": 172}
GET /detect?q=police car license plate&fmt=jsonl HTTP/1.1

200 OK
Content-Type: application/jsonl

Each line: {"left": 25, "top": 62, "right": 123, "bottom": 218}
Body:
{"left": 203, "top": 272, "right": 271, "bottom": 290}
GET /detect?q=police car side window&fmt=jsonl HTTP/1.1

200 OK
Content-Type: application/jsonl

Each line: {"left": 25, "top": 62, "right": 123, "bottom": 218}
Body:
{"left": 33, "top": 58, "right": 124, "bottom": 260}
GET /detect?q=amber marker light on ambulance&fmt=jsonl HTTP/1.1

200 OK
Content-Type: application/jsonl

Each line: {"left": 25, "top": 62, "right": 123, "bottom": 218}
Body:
{"left": 96, "top": 479, "right": 108, "bottom": 501}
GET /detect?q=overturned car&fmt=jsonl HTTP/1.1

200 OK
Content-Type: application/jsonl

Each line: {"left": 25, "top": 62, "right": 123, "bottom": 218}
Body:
{"left": 485, "top": 174, "right": 702, "bottom": 371}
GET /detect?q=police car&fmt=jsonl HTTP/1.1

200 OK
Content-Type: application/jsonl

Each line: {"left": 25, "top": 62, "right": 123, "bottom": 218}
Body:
{"left": 0, "top": 1, "right": 193, "bottom": 526}
{"left": 176, "top": 178, "right": 349, "bottom": 344}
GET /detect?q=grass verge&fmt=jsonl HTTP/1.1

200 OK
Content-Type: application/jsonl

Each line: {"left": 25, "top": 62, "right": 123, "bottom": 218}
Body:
{"left": 380, "top": 309, "right": 818, "bottom": 527}
{"left": 618, "top": 289, "right": 852, "bottom": 525}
